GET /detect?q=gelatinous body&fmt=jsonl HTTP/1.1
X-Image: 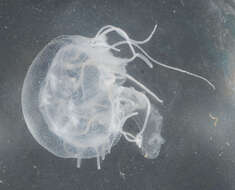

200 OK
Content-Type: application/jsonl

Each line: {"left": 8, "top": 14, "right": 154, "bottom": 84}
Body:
{"left": 22, "top": 25, "right": 215, "bottom": 169}
{"left": 138, "top": 106, "right": 165, "bottom": 159}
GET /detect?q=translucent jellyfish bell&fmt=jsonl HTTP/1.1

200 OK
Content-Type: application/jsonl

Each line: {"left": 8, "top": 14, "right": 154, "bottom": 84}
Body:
{"left": 22, "top": 24, "right": 215, "bottom": 169}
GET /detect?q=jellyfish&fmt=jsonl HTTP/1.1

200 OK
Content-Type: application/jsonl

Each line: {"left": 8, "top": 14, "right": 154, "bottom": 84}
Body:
{"left": 21, "top": 24, "right": 215, "bottom": 169}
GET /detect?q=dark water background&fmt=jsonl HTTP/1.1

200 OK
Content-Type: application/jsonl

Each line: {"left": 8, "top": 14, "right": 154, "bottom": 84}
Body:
{"left": 0, "top": 0, "right": 235, "bottom": 189}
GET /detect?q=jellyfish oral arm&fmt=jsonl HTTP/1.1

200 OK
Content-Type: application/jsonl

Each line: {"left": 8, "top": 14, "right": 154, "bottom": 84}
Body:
{"left": 119, "top": 92, "right": 151, "bottom": 148}
{"left": 136, "top": 93, "right": 151, "bottom": 144}
{"left": 119, "top": 112, "right": 139, "bottom": 143}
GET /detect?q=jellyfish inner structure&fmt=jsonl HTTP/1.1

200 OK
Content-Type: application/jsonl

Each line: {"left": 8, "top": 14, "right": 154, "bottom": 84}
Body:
{"left": 21, "top": 25, "right": 215, "bottom": 169}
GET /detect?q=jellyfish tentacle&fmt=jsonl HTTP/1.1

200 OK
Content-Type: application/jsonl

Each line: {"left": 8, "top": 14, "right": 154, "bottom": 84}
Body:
{"left": 98, "top": 24, "right": 215, "bottom": 90}
{"left": 123, "top": 94, "right": 151, "bottom": 148}
{"left": 119, "top": 112, "right": 139, "bottom": 143}
{"left": 118, "top": 93, "right": 151, "bottom": 148}
{"left": 120, "top": 131, "right": 136, "bottom": 142}
{"left": 95, "top": 24, "right": 157, "bottom": 45}
{"left": 94, "top": 26, "right": 164, "bottom": 102}
{"left": 95, "top": 148, "right": 101, "bottom": 170}
{"left": 77, "top": 158, "right": 82, "bottom": 168}
{"left": 94, "top": 25, "right": 215, "bottom": 89}
{"left": 94, "top": 25, "right": 112, "bottom": 39}
{"left": 127, "top": 53, "right": 153, "bottom": 68}
{"left": 90, "top": 41, "right": 120, "bottom": 52}
{"left": 132, "top": 43, "right": 216, "bottom": 90}
{"left": 94, "top": 25, "right": 136, "bottom": 56}
{"left": 94, "top": 24, "right": 157, "bottom": 61}
{"left": 138, "top": 93, "right": 151, "bottom": 136}
{"left": 101, "top": 145, "right": 106, "bottom": 161}
{"left": 124, "top": 74, "right": 163, "bottom": 103}
{"left": 129, "top": 24, "right": 158, "bottom": 45}
{"left": 93, "top": 25, "right": 154, "bottom": 69}
{"left": 111, "top": 37, "right": 215, "bottom": 90}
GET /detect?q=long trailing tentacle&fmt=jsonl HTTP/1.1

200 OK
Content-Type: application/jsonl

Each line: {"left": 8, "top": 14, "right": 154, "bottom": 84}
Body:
{"left": 113, "top": 41, "right": 215, "bottom": 90}
{"left": 124, "top": 74, "right": 163, "bottom": 103}
{"left": 93, "top": 24, "right": 215, "bottom": 90}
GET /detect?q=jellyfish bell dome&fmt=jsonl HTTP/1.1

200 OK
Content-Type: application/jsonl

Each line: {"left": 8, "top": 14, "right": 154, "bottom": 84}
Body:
{"left": 22, "top": 33, "right": 152, "bottom": 169}
{"left": 21, "top": 35, "right": 125, "bottom": 168}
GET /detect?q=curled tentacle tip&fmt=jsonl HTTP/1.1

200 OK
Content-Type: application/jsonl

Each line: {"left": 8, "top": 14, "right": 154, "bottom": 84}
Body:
{"left": 207, "top": 81, "right": 216, "bottom": 90}
{"left": 148, "top": 63, "right": 154, "bottom": 68}
{"left": 151, "top": 24, "right": 158, "bottom": 34}
{"left": 211, "top": 83, "right": 216, "bottom": 90}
